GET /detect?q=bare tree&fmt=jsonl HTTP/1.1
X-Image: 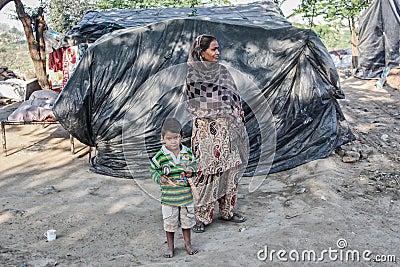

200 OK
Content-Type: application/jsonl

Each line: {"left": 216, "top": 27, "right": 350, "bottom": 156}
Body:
{"left": 0, "top": 0, "right": 49, "bottom": 89}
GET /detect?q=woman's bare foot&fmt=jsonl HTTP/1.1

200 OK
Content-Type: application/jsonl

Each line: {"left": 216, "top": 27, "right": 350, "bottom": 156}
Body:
{"left": 192, "top": 222, "right": 205, "bottom": 233}
{"left": 163, "top": 247, "right": 174, "bottom": 258}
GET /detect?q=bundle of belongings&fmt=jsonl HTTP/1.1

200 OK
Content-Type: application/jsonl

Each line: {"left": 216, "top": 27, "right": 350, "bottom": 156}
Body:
{"left": 0, "top": 78, "right": 27, "bottom": 101}
{"left": 7, "top": 90, "right": 59, "bottom": 122}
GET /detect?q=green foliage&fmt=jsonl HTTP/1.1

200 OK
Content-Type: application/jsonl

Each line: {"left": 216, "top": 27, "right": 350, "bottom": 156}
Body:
{"left": 0, "top": 25, "right": 33, "bottom": 72}
{"left": 293, "top": 0, "right": 323, "bottom": 27}
{"left": 293, "top": 0, "right": 371, "bottom": 29}
{"left": 320, "top": 0, "right": 371, "bottom": 21}
{"left": 91, "top": 0, "right": 231, "bottom": 10}
{"left": 44, "top": 0, "right": 232, "bottom": 34}
{"left": 295, "top": 22, "right": 351, "bottom": 50}
{"left": 0, "top": 26, "right": 24, "bottom": 43}
{"left": 45, "top": 0, "right": 91, "bottom": 34}
{"left": 292, "top": 0, "right": 371, "bottom": 52}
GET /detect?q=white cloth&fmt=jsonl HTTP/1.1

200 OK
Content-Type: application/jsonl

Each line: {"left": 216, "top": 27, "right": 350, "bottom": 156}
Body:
{"left": 7, "top": 90, "right": 59, "bottom": 122}
{"left": 0, "top": 78, "right": 26, "bottom": 101}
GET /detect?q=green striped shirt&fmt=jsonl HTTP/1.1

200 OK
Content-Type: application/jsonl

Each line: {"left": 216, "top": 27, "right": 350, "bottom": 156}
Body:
{"left": 150, "top": 144, "right": 197, "bottom": 206}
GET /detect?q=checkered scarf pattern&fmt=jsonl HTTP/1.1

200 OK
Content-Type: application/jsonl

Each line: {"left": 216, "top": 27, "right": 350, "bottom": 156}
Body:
{"left": 186, "top": 38, "right": 242, "bottom": 119}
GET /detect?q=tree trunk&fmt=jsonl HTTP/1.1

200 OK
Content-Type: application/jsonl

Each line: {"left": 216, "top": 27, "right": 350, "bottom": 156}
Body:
{"left": 13, "top": 0, "right": 50, "bottom": 90}
{"left": 349, "top": 16, "right": 359, "bottom": 69}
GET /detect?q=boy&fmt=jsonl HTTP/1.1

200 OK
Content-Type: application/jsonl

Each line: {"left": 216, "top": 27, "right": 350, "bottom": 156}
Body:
{"left": 150, "top": 117, "right": 198, "bottom": 258}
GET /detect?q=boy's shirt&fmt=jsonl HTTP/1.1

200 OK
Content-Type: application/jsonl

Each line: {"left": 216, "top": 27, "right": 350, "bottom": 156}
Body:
{"left": 150, "top": 144, "right": 197, "bottom": 206}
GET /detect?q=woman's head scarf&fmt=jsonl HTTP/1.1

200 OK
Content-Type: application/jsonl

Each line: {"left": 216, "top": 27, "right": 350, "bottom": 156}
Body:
{"left": 186, "top": 34, "right": 243, "bottom": 120}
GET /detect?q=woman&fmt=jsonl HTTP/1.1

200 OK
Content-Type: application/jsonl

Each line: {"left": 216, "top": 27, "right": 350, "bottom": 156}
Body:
{"left": 186, "top": 34, "right": 247, "bottom": 233}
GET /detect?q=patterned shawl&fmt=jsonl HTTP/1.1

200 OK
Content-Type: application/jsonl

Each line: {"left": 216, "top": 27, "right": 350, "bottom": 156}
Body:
{"left": 185, "top": 36, "right": 249, "bottom": 176}
{"left": 186, "top": 38, "right": 243, "bottom": 120}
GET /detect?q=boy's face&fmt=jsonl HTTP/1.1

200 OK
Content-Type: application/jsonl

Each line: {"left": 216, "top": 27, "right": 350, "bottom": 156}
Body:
{"left": 162, "top": 131, "right": 182, "bottom": 151}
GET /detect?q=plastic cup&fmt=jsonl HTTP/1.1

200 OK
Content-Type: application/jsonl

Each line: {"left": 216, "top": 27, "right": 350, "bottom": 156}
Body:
{"left": 44, "top": 229, "right": 56, "bottom": 241}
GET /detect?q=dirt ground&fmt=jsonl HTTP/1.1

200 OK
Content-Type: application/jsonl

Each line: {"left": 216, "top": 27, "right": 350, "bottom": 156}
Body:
{"left": 0, "top": 72, "right": 399, "bottom": 266}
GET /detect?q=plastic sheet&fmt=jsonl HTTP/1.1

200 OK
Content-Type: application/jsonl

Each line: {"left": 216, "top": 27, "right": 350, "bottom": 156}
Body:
{"left": 355, "top": 0, "right": 400, "bottom": 79}
{"left": 62, "top": 1, "right": 289, "bottom": 46}
{"left": 54, "top": 4, "right": 354, "bottom": 179}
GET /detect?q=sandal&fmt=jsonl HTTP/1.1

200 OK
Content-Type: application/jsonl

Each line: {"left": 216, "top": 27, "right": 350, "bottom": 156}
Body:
{"left": 192, "top": 222, "right": 205, "bottom": 233}
{"left": 219, "top": 212, "right": 246, "bottom": 223}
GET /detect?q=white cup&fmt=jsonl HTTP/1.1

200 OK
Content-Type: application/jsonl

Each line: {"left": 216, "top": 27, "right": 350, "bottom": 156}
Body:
{"left": 44, "top": 229, "right": 56, "bottom": 241}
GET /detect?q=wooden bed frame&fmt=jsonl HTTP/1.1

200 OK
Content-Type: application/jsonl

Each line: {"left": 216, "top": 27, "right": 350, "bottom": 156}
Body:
{"left": 1, "top": 120, "right": 75, "bottom": 156}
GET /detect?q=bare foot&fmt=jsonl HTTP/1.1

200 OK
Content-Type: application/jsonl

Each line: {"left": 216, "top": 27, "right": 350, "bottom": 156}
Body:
{"left": 220, "top": 212, "right": 246, "bottom": 223}
{"left": 163, "top": 247, "right": 174, "bottom": 258}
{"left": 231, "top": 213, "right": 246, "bottom": 223}
{"left": 185, "top": 244, "right": 198, "bottom": 255}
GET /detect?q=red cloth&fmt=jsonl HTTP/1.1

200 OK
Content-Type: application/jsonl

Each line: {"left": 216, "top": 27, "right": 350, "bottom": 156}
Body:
{"left": 62, "top": 46, "right": 78, "bottom": 89}
{"left": 49, "top": 48, "right": 64, "bottom": 72}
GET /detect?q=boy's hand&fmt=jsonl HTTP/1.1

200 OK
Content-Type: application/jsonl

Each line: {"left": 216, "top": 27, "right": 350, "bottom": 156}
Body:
{"left": 184, "top": 169, "right": 193, "bottom": 178}
{"left": 161, "top": 175, "right": 169, "bottom": 184}
{"left": 161, "top": 175, "right": 176, "bottom": 187}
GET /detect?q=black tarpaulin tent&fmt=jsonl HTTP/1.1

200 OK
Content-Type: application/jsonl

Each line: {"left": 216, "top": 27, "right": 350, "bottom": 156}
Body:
{"left": 54, "top": 1, "right": 354, "bottom": 179}
{"left": 62, "top": 1, "right": 290, "bottom": 46}
{"left": 355, "top": 0, "right": 400, "bottom": 79}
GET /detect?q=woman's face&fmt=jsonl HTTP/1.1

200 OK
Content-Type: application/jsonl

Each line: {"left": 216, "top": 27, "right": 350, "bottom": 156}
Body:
{"left": 201, "top": 40, "right": 219, "bottom": 62}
